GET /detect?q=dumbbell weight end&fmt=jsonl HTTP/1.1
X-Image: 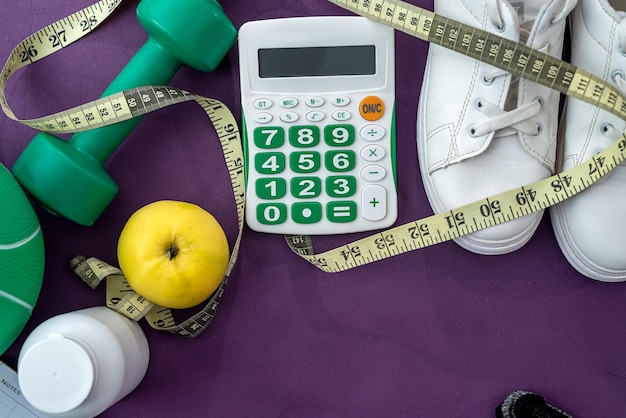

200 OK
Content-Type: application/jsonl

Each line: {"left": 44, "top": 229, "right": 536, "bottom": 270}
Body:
{"left": 12, "top": 0, "right": 237, "bottom": 226}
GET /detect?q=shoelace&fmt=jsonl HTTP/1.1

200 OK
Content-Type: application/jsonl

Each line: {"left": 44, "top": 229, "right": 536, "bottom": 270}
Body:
{"left": 469, "top": 0, "right": 574, "bottom": 139}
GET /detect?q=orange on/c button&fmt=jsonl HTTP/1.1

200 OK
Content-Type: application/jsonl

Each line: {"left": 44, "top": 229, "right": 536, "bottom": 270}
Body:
{"left": 359, "top": 96, "right": 385, "bottom": 121}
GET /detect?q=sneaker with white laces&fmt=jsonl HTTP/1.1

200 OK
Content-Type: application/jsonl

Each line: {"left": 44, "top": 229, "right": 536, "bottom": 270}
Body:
{"left": 417, "top": 0, "right": 576, "bottom": 255}
{"left": 550, "top": 0, "right": 626, "bottom": 282}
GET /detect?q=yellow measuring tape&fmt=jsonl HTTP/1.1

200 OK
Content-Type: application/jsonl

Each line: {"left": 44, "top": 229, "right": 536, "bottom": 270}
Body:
{"left": 2, "top": 0, "right": 626, "bottom": 334}
{"left": 280, "top": 0, "right": 626, "bottom": 272}
{"left": 0, "top": 0, "right": 245, "bottom": 337}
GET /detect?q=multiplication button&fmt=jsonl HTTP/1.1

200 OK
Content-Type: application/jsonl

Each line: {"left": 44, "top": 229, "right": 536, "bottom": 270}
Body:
{"left": 360, "top": 145, "right": 385, "bottom": 162}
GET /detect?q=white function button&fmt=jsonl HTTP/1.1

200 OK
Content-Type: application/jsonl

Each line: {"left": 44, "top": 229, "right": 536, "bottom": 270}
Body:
{"left": 360, "top": 124, "right": 385, "bottom": 141}
{"left": 332, "top": 110, "right": 351, "bottom": 121}
{"left": 362, "top": 185, "right": 387, "bottom": 221}
{"left": 253, "top": 98, "right": 273, "bottom": 110}
{"left": 279, "top": 97, "right": 298, "bottom": 108}
{"left": 361, "top": 165, "right": 386, "bottom": 182}
{"left": 253, "top": 113, "right": 273, "bottom": 124}
{"left": 306, "top": 111, "right": 325, "bottom": 122}
{"left": 332, "top": 96, "right": 351, "bottom": 107}
{"left": 361, "top": 145, "right": 386, "bottom": 162}
{"left": 280, "top": 112, "right": 299, "bottom": 123}
{"left": 305, "top": 96, "right": 325, "bottom": 107}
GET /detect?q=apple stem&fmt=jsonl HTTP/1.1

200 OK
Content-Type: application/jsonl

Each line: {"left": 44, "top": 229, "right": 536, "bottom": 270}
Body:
{"left": 166, "top": 244, "right": 179, "bottom": 260}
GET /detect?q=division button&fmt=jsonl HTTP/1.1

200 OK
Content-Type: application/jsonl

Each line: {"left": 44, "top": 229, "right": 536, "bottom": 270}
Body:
{"left": 362, "top": 185, "right": 387, "bottom": 221}
{"left": 359, "top": 124, "right": 385, "bottom": 141}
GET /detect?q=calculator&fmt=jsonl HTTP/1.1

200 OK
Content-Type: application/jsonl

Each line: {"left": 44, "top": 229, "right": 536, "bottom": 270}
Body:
{"left": 238, "top": 16, "right": 397, "bottom": 235}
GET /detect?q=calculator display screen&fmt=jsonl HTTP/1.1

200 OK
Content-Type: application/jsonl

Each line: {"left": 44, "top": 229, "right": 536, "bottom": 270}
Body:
{"left": 258, "top": 45, "right": 376, "bottom": 78}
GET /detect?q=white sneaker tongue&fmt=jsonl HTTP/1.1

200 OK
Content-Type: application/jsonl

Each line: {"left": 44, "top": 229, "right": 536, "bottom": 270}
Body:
{"left": 501, "top": 1, "right": 544, "bottom": 115}
{"left": 507, "top": 0, "right": 544, "bottom": 24}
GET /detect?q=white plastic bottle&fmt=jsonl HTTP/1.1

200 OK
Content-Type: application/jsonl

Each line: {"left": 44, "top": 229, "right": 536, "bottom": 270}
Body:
{"left": 17, "top": 306, "right": 150, "bottom": 417}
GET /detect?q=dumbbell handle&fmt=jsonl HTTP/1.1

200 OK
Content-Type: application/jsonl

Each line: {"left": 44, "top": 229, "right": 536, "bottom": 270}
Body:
{"left": 12, "top": 0, "right": 237, "bottom": 226}
{"left": 73, "top": 38, "right": 180, "bottom": 163}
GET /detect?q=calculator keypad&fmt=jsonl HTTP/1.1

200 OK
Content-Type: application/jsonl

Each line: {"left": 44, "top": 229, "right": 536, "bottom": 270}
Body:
{"left": 245, "top": 93, "right": 396, "bottom": 234}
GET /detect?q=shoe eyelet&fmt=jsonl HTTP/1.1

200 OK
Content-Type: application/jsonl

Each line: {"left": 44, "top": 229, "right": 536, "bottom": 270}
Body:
{"left": 548, "top": 16, "right": 557, "bottom": 27}
{"left": 475, "top": 98, "right": 485, "bottom": 110}
{"left": 482, "top": 74, "right": 494, "bottom": 85}
{"left": 540, "top": 41, "right": 550, "bottom": 52}
{"left": 496, "top": 22, "right": 506, "bottom": 33}
{"left": 600, "top": 122, "right": 614, "bottom": 135}
{"left": 469, "top": 127, "right": 479, "bottom": 137}
{"left": 611, "top": 69, "right": 625, "bottom": 83}
{"left": 531, "top": 124, "right": 543, "bottom": 136}
{"left": 534, "top": 96, "right": 545, "bottom": 106}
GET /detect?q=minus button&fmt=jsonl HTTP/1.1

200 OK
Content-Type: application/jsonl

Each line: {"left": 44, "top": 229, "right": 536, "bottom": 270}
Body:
{"left": 360, "top": 165, "right": 386, "bottom": 182}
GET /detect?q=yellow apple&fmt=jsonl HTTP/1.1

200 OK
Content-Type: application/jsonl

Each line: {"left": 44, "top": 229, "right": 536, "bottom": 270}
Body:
{"left": 117, "top": 200, "right": 230, "bottom": 309}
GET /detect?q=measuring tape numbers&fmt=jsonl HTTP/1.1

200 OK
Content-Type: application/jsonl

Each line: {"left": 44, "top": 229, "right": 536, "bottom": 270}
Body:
{"left": 69, "top": 254, "right": 243, "bottom": 337}
{"left": 0, "top": 0, "right": 245, "bottom": 337}
{"left": 2, "top": 0, "right": 626, "bottom": 334}
{"left": 279, "top": 0, "right": 626, "bottom": 272}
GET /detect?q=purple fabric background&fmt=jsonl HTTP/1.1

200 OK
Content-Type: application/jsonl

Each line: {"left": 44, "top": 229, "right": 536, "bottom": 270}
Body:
{"left": 1, "top": 1, "right": 625, "bottom": 416}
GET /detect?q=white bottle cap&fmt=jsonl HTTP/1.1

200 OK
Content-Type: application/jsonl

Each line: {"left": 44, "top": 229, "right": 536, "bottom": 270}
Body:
{"left": 18, "top": 332, "right": 95, "bottom": 414}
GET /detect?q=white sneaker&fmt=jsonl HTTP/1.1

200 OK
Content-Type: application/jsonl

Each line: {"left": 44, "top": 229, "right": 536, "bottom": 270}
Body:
{"left": 417, "top": 0, "right": 576, "bottom": 255}
{"left": 550, "top": 0, "right": 626, "bottom": 282}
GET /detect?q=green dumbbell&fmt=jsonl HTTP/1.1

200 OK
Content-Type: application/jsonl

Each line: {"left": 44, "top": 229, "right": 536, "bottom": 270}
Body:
{"left": 12, "top": 0, "right": 236, "bottom": 226}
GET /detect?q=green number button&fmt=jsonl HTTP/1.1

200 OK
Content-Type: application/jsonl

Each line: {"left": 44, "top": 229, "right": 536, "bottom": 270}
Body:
{"left": 327, "top": 201, "right": 357, "bottom": 223}
{"left": 290, "top": 152, "right": 321, "bottom": 173}
{"left": 289, "top": 126, "right": 320, "bottom": 148}
{"left": 326, "top": 176, "right": 357, "bottom": 197}
{"left": 292, "top": 202, "right": 322, "bottom": 224}
{"left": 291, "top": 177, "right": 322, "bottom": 199}
{"left": 325, "top": 150, "right": 356, "bottom": 172}
{"left": 255, "top": 152, "right": 285, "bottom": 174}
{"left": 256, "top": 178, "right": 286, "bottom": 199}
{"left": 254, "top": 126, "right": 284, "bottom": 148}
{"left": 324, "top": 125, "right": 355, "bottom": 146}
{"left": 257, "top": 203, "right": 287, "bottom": 225}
